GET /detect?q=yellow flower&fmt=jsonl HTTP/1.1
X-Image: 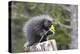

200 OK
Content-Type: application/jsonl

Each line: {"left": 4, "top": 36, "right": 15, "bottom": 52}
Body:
{"left": 50, "top": 24, "right": 55, "bottom": 32}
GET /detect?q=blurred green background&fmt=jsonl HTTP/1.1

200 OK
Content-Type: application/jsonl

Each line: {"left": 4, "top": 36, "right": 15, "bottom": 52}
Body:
{"left": 10, "top": 1, "right": 78, "bottom": 52}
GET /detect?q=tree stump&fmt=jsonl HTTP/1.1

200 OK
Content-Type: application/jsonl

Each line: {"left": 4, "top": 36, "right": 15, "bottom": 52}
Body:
{"left": 24, "top": 39, "right": 57, "bottom": 52}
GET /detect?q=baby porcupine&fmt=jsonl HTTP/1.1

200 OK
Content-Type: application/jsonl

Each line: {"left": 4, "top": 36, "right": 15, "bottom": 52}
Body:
{"left": 23, "top": 15, "right": 55, "bottom": 47}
